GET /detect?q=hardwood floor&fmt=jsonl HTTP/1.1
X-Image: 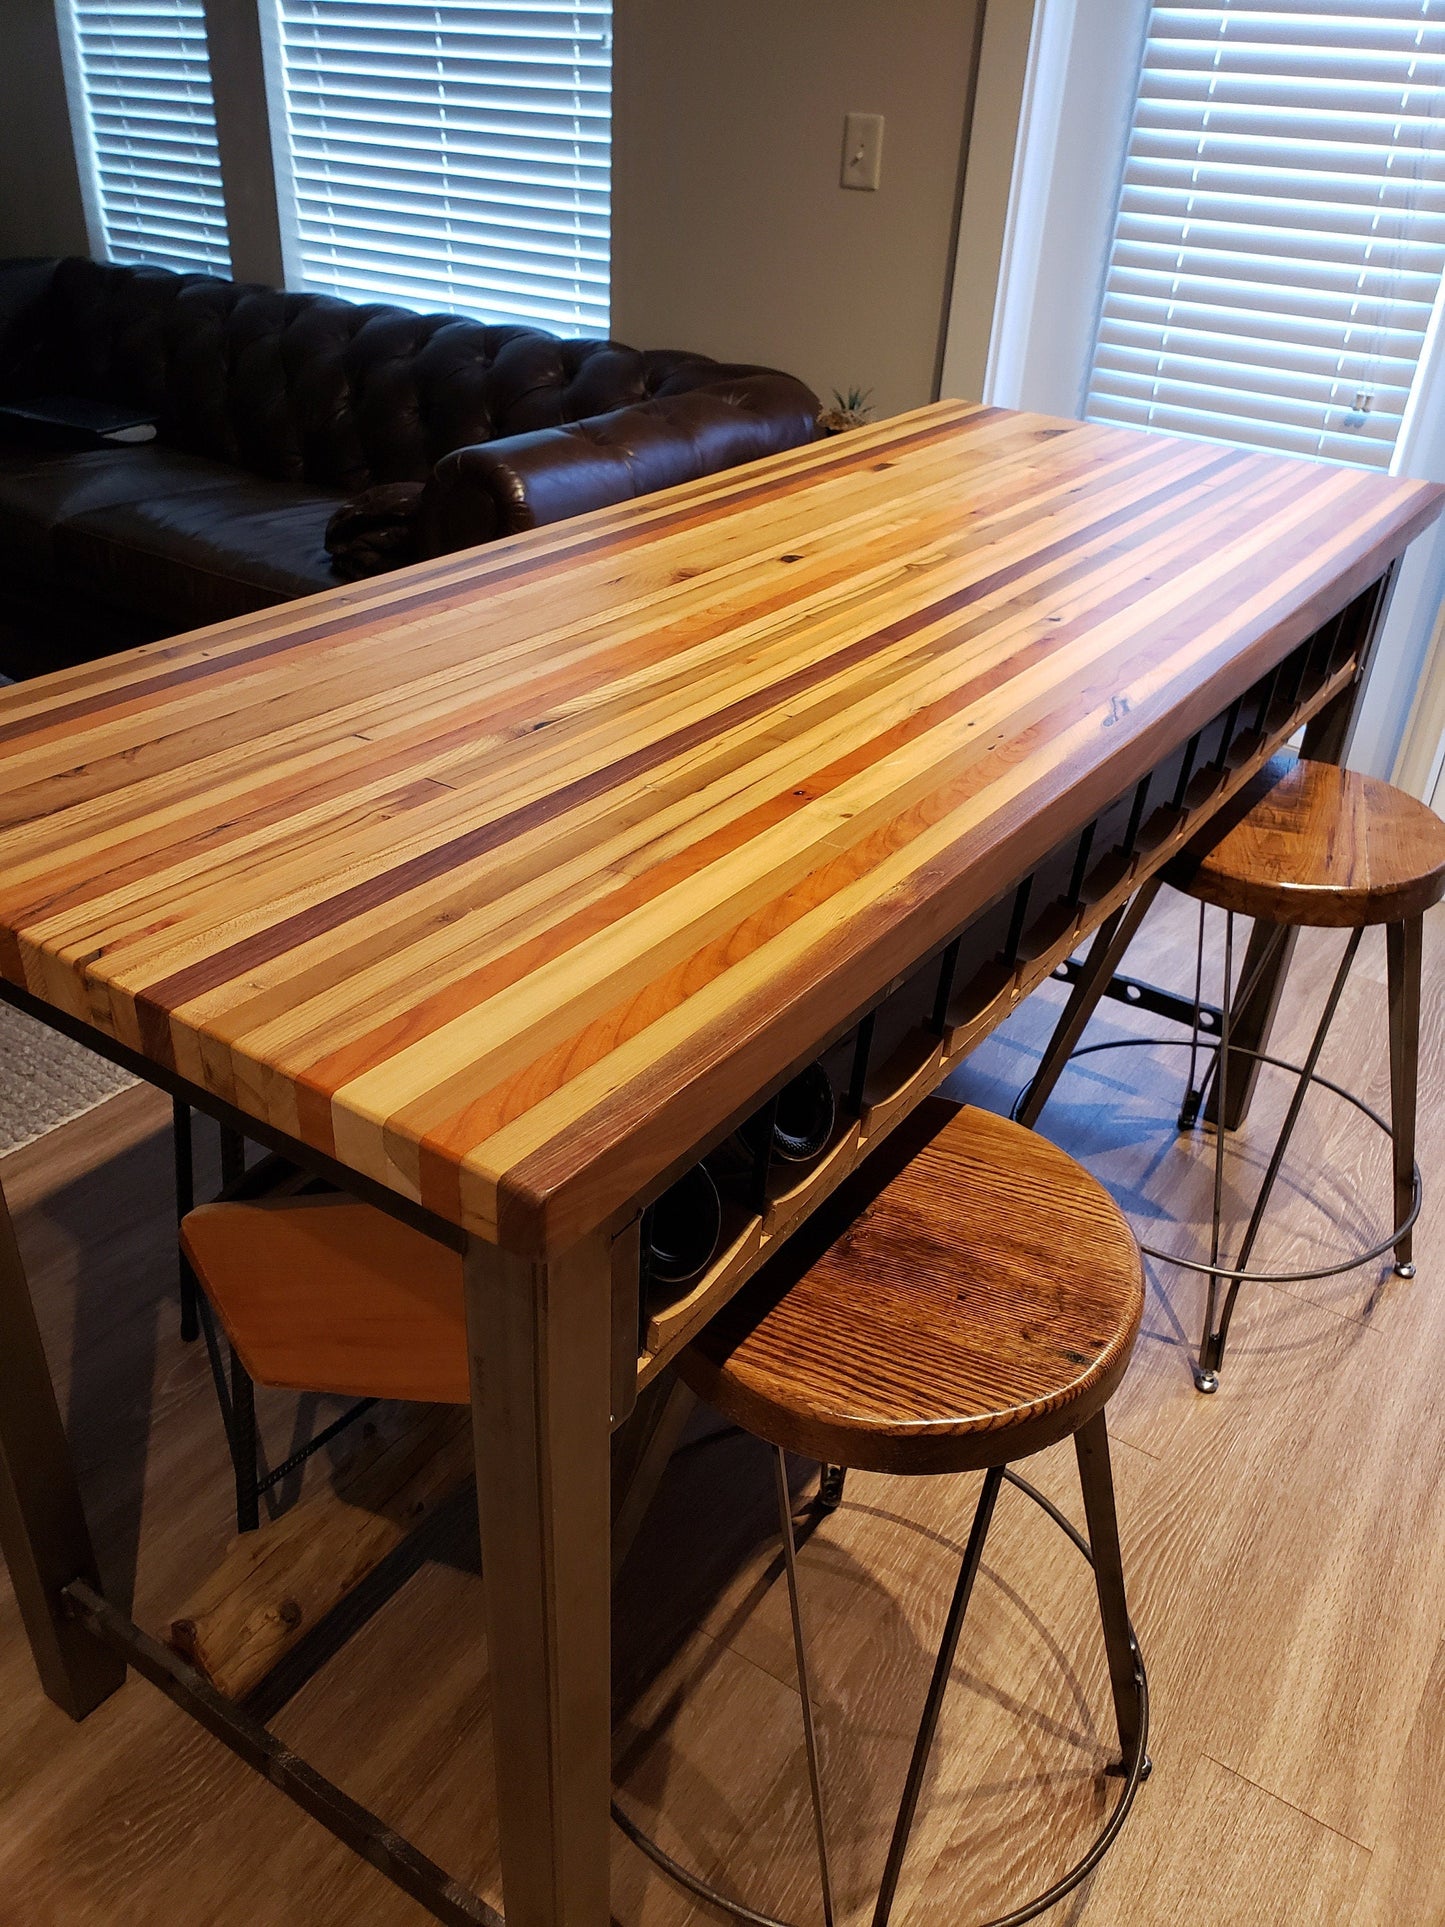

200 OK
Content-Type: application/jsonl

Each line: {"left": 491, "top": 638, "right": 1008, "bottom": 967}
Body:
{"left": 2, "top": 891, "right": 1443, "bottom": 1923}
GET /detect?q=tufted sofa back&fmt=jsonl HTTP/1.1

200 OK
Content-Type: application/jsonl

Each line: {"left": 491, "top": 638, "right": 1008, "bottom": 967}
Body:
{"left": 12, "top": 257, "right": 746, "bottom": 495}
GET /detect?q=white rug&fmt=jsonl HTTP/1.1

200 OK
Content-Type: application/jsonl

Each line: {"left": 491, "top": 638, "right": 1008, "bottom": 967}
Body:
{"left": 0, "top": 1000, "right": 136, "bottom": 1155}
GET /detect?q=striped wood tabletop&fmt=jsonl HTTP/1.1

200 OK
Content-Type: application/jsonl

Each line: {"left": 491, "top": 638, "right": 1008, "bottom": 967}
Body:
{"left": 0, "top": 401, "right": 1439, "bottom": 1256}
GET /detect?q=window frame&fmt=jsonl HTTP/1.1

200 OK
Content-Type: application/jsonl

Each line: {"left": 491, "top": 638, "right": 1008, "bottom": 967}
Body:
{"left": 53, "top": 0, "right": 614, "bottom": 334}
{"left": 967, "top": 0, "right": 1445, "bottom": 780}
{"left": 1083, "top": 3, "right": 1445, "bottom": 473}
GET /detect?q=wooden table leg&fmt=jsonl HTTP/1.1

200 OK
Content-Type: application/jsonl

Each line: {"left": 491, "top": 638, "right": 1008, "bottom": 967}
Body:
{"left": 465, "top": 1231, "right": 614, "bottom": 1927}
{"left": 0, "top": 1174, "right": 125, "bottom": 1719}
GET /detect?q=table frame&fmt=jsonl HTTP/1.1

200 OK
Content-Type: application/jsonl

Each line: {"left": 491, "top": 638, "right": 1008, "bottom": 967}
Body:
{"left": 0, "top": 561, "right": 1404, "bottom": 1926}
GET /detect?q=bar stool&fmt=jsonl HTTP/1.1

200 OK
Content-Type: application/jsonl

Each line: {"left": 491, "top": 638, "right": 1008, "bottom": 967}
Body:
{"left": 616, "top": 1098, "right": 1151, "bottom": 1927}
{"left": 180, "top": 1166, "right": 465, "bottom": 1529}
{"left": 1019, "top": 755, "right": 1445, "bottom": 1393}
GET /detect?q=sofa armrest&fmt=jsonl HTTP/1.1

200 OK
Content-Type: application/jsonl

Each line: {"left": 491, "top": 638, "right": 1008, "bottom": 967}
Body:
{"left": 417, "top": 370, "right": 820, "bottom": 559}
{"left": 0, "top": 259, "right": 59, "bottom": 392}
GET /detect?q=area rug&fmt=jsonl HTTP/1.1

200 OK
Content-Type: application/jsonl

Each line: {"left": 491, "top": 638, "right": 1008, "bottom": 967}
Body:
{"left": 0, "top": 1000, "right": 136, "bottom": 1155}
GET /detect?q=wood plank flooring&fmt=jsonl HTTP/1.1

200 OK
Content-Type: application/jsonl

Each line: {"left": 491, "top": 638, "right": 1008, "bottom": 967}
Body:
{"left": 2, "top": 891, "right": 1443, "bottom": 1923}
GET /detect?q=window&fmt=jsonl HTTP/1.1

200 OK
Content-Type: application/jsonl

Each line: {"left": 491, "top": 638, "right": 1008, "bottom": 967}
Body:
{"left": 266, "top": 1, "right": 611, "bottom": 334}
{"left": 58, "top": 0, "right": 232, "bottom": 276}
{"left": 1085, "top": 4, "right": 1445, "bottom": 469}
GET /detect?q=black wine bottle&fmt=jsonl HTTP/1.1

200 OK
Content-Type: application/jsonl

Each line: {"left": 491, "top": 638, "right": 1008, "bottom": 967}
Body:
{"left": 740, "top": 1061, "right": 837, "bottom": 1167}
{"left": 641, "top": 1161, "right": 723, "bottom": 1289}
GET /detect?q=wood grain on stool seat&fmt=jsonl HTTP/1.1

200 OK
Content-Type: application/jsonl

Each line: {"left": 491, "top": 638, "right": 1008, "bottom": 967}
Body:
{"left": 1163, "top": 756, "right": 1445, "bottom": 927}
{"left": 181, "top": 1195, "right": 467, "bottom": 1403}
{"left": 677, "top": 1100, "right": 1143, "bottom": 1476}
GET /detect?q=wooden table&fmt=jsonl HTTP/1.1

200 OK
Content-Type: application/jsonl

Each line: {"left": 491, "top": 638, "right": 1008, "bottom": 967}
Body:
{"left": 0, "top": 400, "right": 1440, "bottom": 1925}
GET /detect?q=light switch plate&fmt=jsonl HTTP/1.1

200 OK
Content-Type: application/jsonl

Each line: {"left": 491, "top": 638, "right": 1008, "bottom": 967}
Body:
{"left": 841, "top": 112, "right": 884, "bottom": 191}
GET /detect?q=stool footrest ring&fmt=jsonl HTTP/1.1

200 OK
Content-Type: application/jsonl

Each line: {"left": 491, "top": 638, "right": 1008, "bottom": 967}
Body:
{"left": 612, "top": 1468, "right": 1150, "bottom": 1927}
{"left": 1017, "top": 1036, "right": 1421, "bottom": 1287}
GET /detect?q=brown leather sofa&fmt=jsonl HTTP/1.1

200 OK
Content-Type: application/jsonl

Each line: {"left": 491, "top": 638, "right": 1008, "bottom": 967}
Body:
{"left": 0, "top": 256, "right": 820, "bottom": 678}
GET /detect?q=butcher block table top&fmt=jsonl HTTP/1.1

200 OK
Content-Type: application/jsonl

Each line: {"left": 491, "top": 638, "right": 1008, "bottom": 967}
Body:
{"left": 0, "top": 401, "right": 1439, "bottom": 1255}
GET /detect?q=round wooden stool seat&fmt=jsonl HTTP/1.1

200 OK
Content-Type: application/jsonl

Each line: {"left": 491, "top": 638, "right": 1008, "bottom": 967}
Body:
{"left": 678, "top": 1099, "right": 1144, "bottom": 1477}
{"left": 1162, "top": 755, "right": 1445, "bottom": 928}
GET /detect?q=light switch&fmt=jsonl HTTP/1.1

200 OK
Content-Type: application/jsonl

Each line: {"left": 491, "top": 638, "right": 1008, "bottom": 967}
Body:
{"left": 841, "top": 112, "right": 884, "bottom": 192}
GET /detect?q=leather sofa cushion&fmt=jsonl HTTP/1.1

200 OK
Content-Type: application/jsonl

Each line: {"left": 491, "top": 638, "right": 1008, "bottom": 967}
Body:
{"left": 56, "top": 476, "right": 339, "bottom": 629}
{"left": 0, "top": 444, "right": 228, "bottom": 578}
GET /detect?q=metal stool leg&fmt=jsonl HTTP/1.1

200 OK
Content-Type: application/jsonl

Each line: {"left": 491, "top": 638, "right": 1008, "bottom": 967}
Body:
{"left": 1196, "top": 911, "right": 1236, "bottom": 1393}
{"left": 229, "top": 1345, "right": 260, "bottom": 1535}
{"left": 871, "top": 1465, "right": 1004, "bottom": 1927}
{"left": 617, "top": 1456, "right": 1147, "bottom": 1927}
{"left": 1073, "top": 1414, "right": 1148, "bottom": 1774}
{"left": 816, "top": 1464, "right": 847, "bottom": 1513}
{"left": 1387, "top": 916, "right": 1422, "bottom": 1279}
{"left": 774, "top": 1449, "right": 836, "bottom": 1927}
{"left": 1198, "top": 923, "right": 1363, "bottom": 1389}
{"left": 1017, "top": 880, "right": 1161, "bottom": 1130}
{"left": 173, "top": 1099, "right": 199, "bottom": 1343}
{"left": 1176, "top": 899, "right": 1210, "bottom": 1130}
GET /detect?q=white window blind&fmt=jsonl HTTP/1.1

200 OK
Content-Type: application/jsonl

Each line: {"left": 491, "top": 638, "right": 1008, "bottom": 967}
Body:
{"left": 1086, "top": 3, "right": 1445, "bottom": 469}
{"left": 268, "top": 1, "right": 611, "bottom": 334}
{"left": 60, "top": 0, "right": 232, "bottom": 276}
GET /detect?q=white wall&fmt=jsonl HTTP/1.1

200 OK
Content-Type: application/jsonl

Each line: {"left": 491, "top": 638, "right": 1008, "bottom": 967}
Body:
{"left": 937, "top": 0, "right": 1037, "bottom": 403}
{"left": 8, "top": 1, "right": 986, "bottom": 427}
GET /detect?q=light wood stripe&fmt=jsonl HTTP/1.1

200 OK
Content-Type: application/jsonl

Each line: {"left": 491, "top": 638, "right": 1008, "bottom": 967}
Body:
{"left": 0, "top": 403, "right": 1438, "bottom": 1253}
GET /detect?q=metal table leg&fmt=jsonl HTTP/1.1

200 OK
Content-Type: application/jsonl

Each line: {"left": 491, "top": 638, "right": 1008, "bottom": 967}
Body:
{"left": 1017, "top": 879, "right": 1162, "bottom": 1129}
{"left": 174, "top": 1099, "right": 199, "bottom": 1342}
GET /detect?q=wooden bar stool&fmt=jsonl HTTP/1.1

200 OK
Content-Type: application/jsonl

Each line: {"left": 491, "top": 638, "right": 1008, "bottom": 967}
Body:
{"left": 1020, "top": 756, "right": 1445, "bottom": 1392}
{"left": 179, "top": 1144, "right": 755, "bottom": 1533}
{"left": 616, "top": 1098, "right": 1151, "bottom": 1927}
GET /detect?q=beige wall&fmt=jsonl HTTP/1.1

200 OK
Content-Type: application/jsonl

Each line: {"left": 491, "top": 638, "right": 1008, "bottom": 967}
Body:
{"left": 2, "top": 0, "right": 986, "bottom": 424}
{"left": 611, "top": 0, "right": 985, "bottom": 421}
{"left": 0, "top": 0, "right": 90, "bottom": 259}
